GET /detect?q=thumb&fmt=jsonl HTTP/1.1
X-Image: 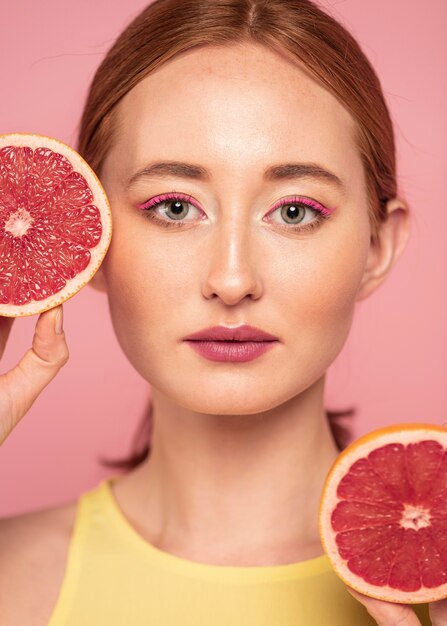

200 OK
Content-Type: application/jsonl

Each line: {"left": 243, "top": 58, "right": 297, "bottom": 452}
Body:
{"left": 0, "top": 305, "right": 69, "bottom": 445}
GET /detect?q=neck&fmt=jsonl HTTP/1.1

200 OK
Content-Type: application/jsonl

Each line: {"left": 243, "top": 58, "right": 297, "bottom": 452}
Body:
{"left": 115, "top": 375, "right": 340, "bottom": 566}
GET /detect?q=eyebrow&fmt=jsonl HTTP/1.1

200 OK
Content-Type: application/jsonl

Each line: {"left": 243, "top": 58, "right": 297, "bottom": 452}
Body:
{"left": 125, "top": 160, "right": 345, "bottom": 192}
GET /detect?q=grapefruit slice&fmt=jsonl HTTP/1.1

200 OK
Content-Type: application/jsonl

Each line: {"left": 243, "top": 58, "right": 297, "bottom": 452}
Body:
{"left": 319, "top": 422, "right": 447, "bottom": 604}
{"left": 0, "top": 132, "right": 112, "bottom": 317}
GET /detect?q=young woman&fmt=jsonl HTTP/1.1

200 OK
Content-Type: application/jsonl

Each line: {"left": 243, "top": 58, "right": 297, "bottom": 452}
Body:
{"left": 0, "top": 0, "right": 442, "bottom": 624}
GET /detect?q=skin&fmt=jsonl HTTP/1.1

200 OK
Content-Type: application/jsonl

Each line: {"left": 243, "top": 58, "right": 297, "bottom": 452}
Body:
{"left": 83, "top": 41, "right": 445, "bottom": 624}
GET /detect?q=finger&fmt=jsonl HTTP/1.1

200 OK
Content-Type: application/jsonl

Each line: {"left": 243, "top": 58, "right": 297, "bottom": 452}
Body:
{"left": 429, "top": 597, "right": 447, "bottom": 626}
{"left": 346, "top": 587, "right": 422, "bottom": 626}
{"left": 0, "top": 305, "right": 69, "bottom": 445}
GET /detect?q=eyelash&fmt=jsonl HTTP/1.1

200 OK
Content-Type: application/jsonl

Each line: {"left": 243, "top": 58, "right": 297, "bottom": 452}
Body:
{"left": 137, "top": 191, "right": 333, "bottom": 233}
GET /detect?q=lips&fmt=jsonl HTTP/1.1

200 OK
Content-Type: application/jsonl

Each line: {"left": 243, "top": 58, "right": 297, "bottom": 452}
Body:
{"left": 184, "top": 324, "right": 278, "bottom": 342}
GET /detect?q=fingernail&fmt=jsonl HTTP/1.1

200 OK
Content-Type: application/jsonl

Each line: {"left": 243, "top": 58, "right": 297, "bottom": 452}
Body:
{"left": 55, "top": 307, "right": 63, "bottom": 334}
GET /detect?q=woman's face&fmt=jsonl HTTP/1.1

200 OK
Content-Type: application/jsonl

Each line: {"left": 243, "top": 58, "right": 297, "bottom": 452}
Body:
{"left": 96, "top": 42, "right": 372, "bottom": 414}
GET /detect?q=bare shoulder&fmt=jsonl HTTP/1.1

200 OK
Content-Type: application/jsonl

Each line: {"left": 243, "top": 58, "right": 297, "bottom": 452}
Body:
{"left": 0, "top": 498, "right": 78, "bottom": 626}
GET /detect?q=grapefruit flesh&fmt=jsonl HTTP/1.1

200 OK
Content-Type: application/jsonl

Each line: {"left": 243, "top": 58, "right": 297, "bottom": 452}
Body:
{"left": 319, "top": 423, "right": 447, "bottom": 603}
{"left": 0, "top": 133, "right": 112, "bottom": 317}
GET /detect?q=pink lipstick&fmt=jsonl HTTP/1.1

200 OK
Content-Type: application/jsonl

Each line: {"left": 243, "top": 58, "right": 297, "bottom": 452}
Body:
{"left": 183, "top": 324, "right": 279, "bottom": 362}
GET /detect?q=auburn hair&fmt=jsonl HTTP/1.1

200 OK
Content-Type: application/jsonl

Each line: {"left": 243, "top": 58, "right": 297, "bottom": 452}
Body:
{"left": 76, "top": 0, "right": 398, "bottom": 470}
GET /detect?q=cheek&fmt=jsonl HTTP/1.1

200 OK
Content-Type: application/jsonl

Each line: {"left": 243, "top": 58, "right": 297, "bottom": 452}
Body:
{"left": 279, "top": 226, "right": 370, "bottom": 367}
{"left": 100, "top": 216, "right": 193, "bottom": 360}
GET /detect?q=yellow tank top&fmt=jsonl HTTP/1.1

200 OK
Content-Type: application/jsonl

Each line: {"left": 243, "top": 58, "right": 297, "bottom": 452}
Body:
{"left": 46, "top": 477, "right": 431, "bottom": 626}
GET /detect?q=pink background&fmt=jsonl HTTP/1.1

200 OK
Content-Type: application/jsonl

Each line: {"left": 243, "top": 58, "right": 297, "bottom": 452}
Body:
{"left": 1, "top": 1, "right": 446, "bottom": 516}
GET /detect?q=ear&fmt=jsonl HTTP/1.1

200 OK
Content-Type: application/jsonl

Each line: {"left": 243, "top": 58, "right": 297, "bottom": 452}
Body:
{"left": 356, "top": 198, "right": 411, "bottom": 302}
{"left": 88, "top": 265, "right": 108, "bottom": 293}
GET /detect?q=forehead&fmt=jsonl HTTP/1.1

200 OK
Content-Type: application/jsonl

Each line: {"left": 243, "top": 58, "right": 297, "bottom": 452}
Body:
{"left": 110, "top": 43, "right": 362, "bottom": 184}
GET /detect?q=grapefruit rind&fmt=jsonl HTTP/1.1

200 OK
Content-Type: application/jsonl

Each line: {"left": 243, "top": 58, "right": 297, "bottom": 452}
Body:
{"left": 0, "top": 132, "right": 112, "bottom": 317}
{"left": 319, "top": 422, "right": 447, "bottom": 604}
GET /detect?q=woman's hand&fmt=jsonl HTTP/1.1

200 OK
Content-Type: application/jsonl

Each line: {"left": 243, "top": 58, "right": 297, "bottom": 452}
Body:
{"left": 0, "top": 305, "right": 69, "bottom": 446}
{"left": 347, "top": 585, "right": 447, "bottom": 625}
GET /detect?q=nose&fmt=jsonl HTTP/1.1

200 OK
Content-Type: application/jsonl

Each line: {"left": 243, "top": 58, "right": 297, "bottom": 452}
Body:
{"left": 201, "top": 216, "right": 263, "bottom": 305}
